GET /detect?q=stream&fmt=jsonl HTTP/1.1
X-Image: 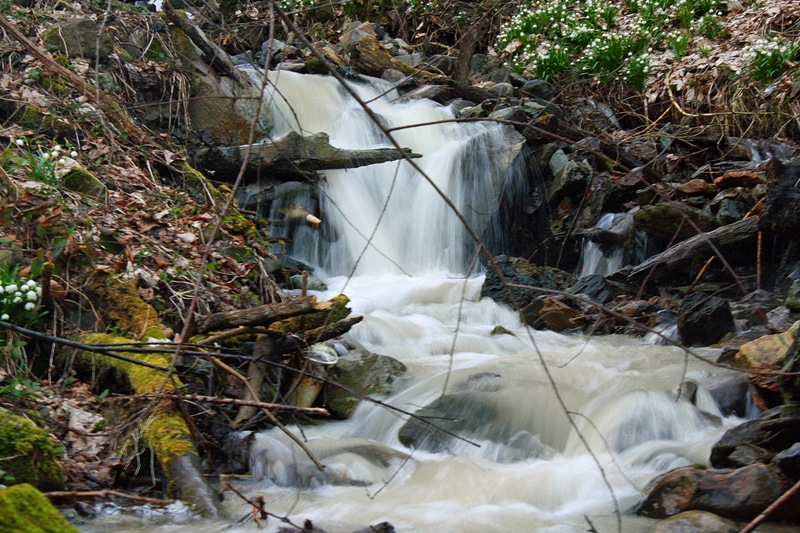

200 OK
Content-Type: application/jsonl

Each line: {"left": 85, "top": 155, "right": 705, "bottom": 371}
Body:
{"left": 82, "top": 70, "right": 748, "bottom": 532}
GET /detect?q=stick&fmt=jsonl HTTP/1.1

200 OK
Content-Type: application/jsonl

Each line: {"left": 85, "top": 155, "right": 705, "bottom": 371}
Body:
{"left": 191, "top": 296, "right": 331, "bottom": 334}
{"left": 44, "top": 490, "right": 175, "bottom": 505}
{"left": 106, "top": 391, "right": 329, "bottom": 415}
{"left": 740, "top": 477, "right": 800, "bottom": 533}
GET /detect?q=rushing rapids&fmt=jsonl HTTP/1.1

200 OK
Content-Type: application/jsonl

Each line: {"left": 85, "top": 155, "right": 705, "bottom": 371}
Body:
{"left": 84, "top": 71, "right": 743, "bottom": 532}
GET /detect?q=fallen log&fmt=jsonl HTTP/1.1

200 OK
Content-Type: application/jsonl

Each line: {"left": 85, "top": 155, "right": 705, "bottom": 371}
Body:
{"left": 194, "top": 131, "right": 422, "bottom": 181}
{"left": 190, "top": 295, "right": 332, "bottom": 335}
{"left": 274, "top": 316, "right": 364, "bottom": 355}
{"left": 628, "top": 216, "right": 759, "bottom": 282}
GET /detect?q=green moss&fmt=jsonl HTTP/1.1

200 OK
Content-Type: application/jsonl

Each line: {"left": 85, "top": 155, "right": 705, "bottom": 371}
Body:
{"left": 0, "top": 484, "right": 78, "bottom": 533}
{"left": 142, "top": 412, "right": 194, "bottom": 473}
{"left": 61, "top": 168, "right": 107, "bottom": 199}
{"left": 0, "top": 408, "right": 65, "bottom": 491}
{"left": 87, "top": 275, "right": 162, "bottom": 339}
{"left": 268, "top": 294, "right": 351, "bottom": 334}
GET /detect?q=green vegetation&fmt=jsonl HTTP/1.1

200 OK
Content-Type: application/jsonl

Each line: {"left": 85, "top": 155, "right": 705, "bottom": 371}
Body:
{"left": 0, "top": 408, "right": 65, "bottom": 491}
{"left": 0, "top": 484, "right": 78, "bottom": 533}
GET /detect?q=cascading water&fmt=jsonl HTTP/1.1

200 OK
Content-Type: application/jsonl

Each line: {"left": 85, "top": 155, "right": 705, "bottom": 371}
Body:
{"left": 83, "top": 72, "right": 745, "bottom": 532}
{"left": 577, "top": 211, "right": 654, "bottom": 278}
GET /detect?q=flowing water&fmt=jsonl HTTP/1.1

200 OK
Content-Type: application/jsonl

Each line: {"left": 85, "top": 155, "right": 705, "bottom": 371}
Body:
{"left": 83, "top": 71, "right": 746, "bottom": 532}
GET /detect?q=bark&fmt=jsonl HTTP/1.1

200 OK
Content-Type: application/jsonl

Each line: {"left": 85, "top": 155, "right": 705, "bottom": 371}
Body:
{"left": 194, "top": 131, "right": 421, "bottom": 181}
{"left": 273, "top": 316, "right": 364, "bottom": 355}
{"left": 233, "top": 335, "right": 273, "bottom": 425}
{"left": 628, "top": 217, "right": 759, "bottom": 282}
{"left": 191, "top": 295, "right": 332, "bottom": 335}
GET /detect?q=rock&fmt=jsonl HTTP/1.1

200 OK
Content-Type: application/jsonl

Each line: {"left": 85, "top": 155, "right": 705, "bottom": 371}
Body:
{"left": 710, "top": 407, "right": 800, "bottom": 468}
{"left": 381, "top": 68, "right": 412, "bottom": 86}
{"left": 0, "top": 407, "right": 64, "bottom": 491}
{"left": 339, "top": 21, "right": 377, "bottom": 47}
{"left": 393, "top": 52, "right": 422, "bottom": 68}
{"left": 0, "top": 484, "right": 79, "bottom": 533}
{"left": 702, "top": 372, "right": 752, "bottom": 417}
{"left": 676, "top": 178, "right": 716, "bottom": 196}
{"left": 787, "top": 280, "right": 800, "bottom": 311}
{"left": 568, "top": 275, "right": 615, "bottom": 304}
{"left": 652, "top": 511, "right": 738, "bottom": 533}
{"left": 348, "top": 36, "right": 416, "bottom": 77}
{"left": 548, "top": 150, "right": 592, "bottom": 203}
{"left": 519, "top": 79, "right": 556, "bottom": 100}
{"left": 425, "top": 54, "right": 456, "bottom": 75}
{"left": 734, "top": 320, "right": 800, "bottom": 394}
{"left": 61, "top": 168, "right": 107, "bottom": 199}
{"left": 469, "top": 53, "right": 509, "bottom": 84}
{"left": 489, "top": 106, "right": 526, "bottom": 124}
{"left": 570, "top": 98, "right": 620, "bottom": 131}
{"left": 538, "top": 297, "right": 578, "bottom": 331}
{"left": 715, "top": 196, "right": 749, "bottom": 225}
{"left": 481, "top": 255, "right": 576, "bottom": 311}
{"left": 487, "top": 82, "right": 514, "bottom": 98}
{"left": 677, "top": 292, "right": 736, "bottom": 347}
{"left": 325, "top": 347, "right": 406, "bottom": 419}
{"left": 633, "top": 202, "right": 718, "bottom": 241}
{"left": 714, "top": 170, "right": 761, "bottom": 190}
{"left": 637, "top": 463, "right": 797, "bottom": 521}
{"left": 778, "top": 330, "right": 800, "bottom": 412}
{"left": 760, "top": 158, "right": 800, "bottom": 235}
{"left": 42, "top": 18, "right": 114, "bottom": 62}
{"left": 773, "top": 442, "right": 800, "bottom": 479}
{"left": 767, "top": 306, "right": 795, "bottom": 332}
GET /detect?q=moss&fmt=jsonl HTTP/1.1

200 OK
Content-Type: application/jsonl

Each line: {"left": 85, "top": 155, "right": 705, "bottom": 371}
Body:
{"left": 142, "top": 412, "right": 194, "bottom": 473}
{"left": 268, "top": 294, "right": 351, "bottom": 334}
{"left": 0, "top": 408, "right": 65, "bottom": 491}
{"left": 87, "top": 275, "right": 161, "bottom": 339}
{"left": 0, "top": 484, "right": 78, "bottom": 533}
{"left": 61, "top": 168, "right": 107, "bottom": 199}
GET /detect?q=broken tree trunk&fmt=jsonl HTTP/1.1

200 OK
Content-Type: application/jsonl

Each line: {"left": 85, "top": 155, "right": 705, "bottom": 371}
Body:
{"left": 193, "top": 131, "right": 422, "bottom": 181}
{"left": 232, "top": 334, "right": 274, "bottom": 426}
{"left": 628, "top": 217, "right": 759, "bottom": 282}
{"left": 190, "top": 295, "right": 333, "bottom": 335}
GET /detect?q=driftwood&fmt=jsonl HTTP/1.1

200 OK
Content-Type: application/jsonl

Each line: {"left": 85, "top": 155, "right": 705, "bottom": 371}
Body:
{"left": 274, "top": 316, "right": 364, "bottom": 354}
{"left": 191, "top": 295, "right": 331, "bottom": 334}
{"left": 629, "top": 216, "right": 759, "bottom": 281}
{"left": 194, "top": 131, "right": 422, "bottom": 181}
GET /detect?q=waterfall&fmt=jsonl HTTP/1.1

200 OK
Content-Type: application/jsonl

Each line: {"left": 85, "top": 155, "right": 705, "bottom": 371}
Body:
{"left": 577, "top": 211, "right": 655, "bottom": 278}
{"left": 250, "top": 69, "right": 525, "bottom": 276}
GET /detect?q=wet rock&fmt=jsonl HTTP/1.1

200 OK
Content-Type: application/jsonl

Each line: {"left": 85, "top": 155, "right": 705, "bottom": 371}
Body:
{"left": 702, "top": 372, "right": 752, "bottom": 418}
{"left": 676, "top": 178, "right": 716, "bottom": 196}
{"left": 548, "top": 150, "right": 592, "bottom": 203}
{"left": 481, "top": 255, "right": 576, "bottom": 311}
{"left": 637, "top": 463, "right": 797, "bottom": 521}
{"left": 786, "top": 280, "right": 800, "bottom": 312}
{"left": 393, "top": 52, "right": 422, "bottom": 68}
{"left": 325, "top": 347, "right": 407, "bottom": 419}
{"left": 710, "top": 407, "right": 800, "bottom": 468}
{"left": 778, "top": 330, "right": 800, "bottom": 412}
{"left": 714, "top": 169, "right": 761, "bottom": 190}
{"left": 677, "top": 292, "right": 736, "bottom": 347}
{"left": 348, "top": 36, "right": 415, "bottom": 77}
{"left": 768, "top": 306, "right": 795, "bottom": 332}
{"left": 734, "top": 320, "right": 800, "bottom": 394}
{"left": 652, "top": 511, "right": 738, "bottom": 533}
{"left": 760, "top": 158, "right": 800, "bottom": 235}
{"left": 42, "top": 18, "right": 114, "bottom": 62}
{"left": 487, "top": 82, "right": 514, "bottom": 98}
{"left": 339, "top": 21, "right": 377, "bottom": 47}
{"left": 519, "top": 79, "right": 556, "bottom": 100}
{"left": 489, "top": 106, "right": 526, "bottom": 124}
{"left": 537, "top": 297, "right": 578, "bottom": 332}
{"left": 568, "top": 275, "right": 615, "bottom": 304}
{"left": 570, "top": 98, "right": 620, "bottom": 131}
{"left": 773, "top": 442, "right": 800, "bottom": 479}
{"left": 469, "top": 53, "right": 509, "bottom": 84}
{"left": 633, "top": 202, "right": 718, "bottom": 241}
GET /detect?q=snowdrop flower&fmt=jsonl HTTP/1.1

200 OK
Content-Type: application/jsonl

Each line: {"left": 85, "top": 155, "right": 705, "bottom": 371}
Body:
{"left": 50, "top": 151, "right": 59, "bottom": 158}
{"left": 70, "top": 151, "right": 78, "bottom": 157}
{"left": 26, "top": 290, "right": 37, "bottom": 301}
{"left": 0, "top": 314, "right": 8, "bottom": 320}
{"left": 41, "top": 152, "right": 50, "bottom": 161}
{"left": 53, "top": 145, "right": 62, "bottom": 152}
{"left": 5, "top": 284, "right": 17, "bottom": 293}
{"left": 24, "top": 302, "right": 35, "bottom": 311}
{"left": 58, "top": 158, "right": 66, "bottom": 165}
{"left": 15, "top": 139, "right": 25, "bottom": 147}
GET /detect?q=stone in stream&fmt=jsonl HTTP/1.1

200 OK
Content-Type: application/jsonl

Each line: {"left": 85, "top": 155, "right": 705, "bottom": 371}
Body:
{"left": 637, "top": 463, "right": 799, "bottom": 521}
{"left": 481, "top": 255, "right": 576, "bottom": 314}
{"left": 735, "top": 320, "right": 800, "bottom": 404}
{"left": 652, "top": 511, "right": 738, "bottom": 533}
{"left": 677, "top": 292, "right": 736, "bottom": 347}
{"left": 701, "top": 372, "right": 753, "bottom": 418}
{"left": 710, "top": 407, "right": 800, "bottom": 469}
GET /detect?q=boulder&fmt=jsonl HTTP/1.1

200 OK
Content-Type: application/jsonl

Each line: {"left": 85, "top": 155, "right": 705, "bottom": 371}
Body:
{"left": 637, "top": 463, "right": 798, "bottom": 521}
{"left": 41, "top": 18, "right": 113, "bottom": 62}
{"left": 568, "top": 275, "right": 616, "bottom": 305}
{"left": 481, "top": 255, "right": 576, "bottom": 311}
{"left": 652, "top": 511, "right": 738, "bottom": 533}
{"left": 710, "top": 407, "right": 800, "bottom": 468}
{"left": 0, "top": 484, "right": 78, "bottom": 533}
{"left": 537, "top": 297, "right": 579, "bottom": 332}
{"left": 0, "top": 407, "right": 64, "bottom": 491}
{"left": 548, "top": 150, "right": 592, "bottom": 203}
{"left": 519, "top": 79, "right": 556, "bottom": 100}
{"left": 701, "top": 372, "right": 752, "bottom": 418}
{"left": 773, "top": 442, "right": 800, "bottom": 480}
{"left": 61, "top": 168, "right": 107, "bottom": 199}
{"left": 735, "top": 320, "right": 800, "bottom": 394}
{"left": 348, "top": 36, "right": 416, "bottom": 77}
{"left": 325, "top": 347, "right": 406, "bottom": 419}
{"left": 633, "top": 202, "right": 718, "bottom": 241}
{"left": 677, "top": 292, "right": 736, "bottom": 347}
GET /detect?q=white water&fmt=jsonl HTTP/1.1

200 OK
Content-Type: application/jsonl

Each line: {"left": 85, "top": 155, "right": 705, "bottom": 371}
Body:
{"left": 82, "top": 72, "right": 744, "bottom": 532}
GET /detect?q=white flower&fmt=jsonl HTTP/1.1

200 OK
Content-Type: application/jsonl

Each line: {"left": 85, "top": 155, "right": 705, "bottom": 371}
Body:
{"left": 0, "top": 314, "right": 8, "bottom": 320}
{"left": 24, "top": 302, "right": 35, "bottom": 311}
{"left": 53, "top": 145, "right": 62, "bottom": 152}
{"left": 15, "top": 139, "right": 25, "bottom": 147}
{"left": 70, "top": 151, "right": 78, "bottom": 157}
{"left": 35, "top": 287, "right": 42, "bottom": 296}
{"left": 58, "top": 158, "right": 66, "bottom": 165}
{"left": 4, "top": 284, "right": 17, "bottom": 293}
{"left": 13, "top": 297, "right": 21, "bottom": 304}
{"left": 50, "top": 151, "right": 59, "bottom": 158}
{"left": 41, "top": 152, "right": 50, "bottom": 161}
{"left": 26, "top": 291, "right": 37, "bottom": 300}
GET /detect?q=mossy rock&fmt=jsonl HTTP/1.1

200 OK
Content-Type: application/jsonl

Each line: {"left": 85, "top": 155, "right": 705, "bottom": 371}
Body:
{"left": 326, "top": 348, "right": 406, "bottom": 418}
{"left": 0, "top": 408, "right": 65, "bottom": 491}
{"left": 61, "top": 168, "right": 107, "bottom": 199}
{"left": 41, "top": 18, "right": 113, "bottom": 62}
{"left": 0, "top": 484, "right": 78, "bottom": 533}
{"left": 633, "top": 201, "right": 718, "bottom": 241}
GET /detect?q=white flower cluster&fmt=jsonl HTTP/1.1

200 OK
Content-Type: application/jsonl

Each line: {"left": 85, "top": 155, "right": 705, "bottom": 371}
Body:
{"left": 0, "top": 277, "right": 42, "bottom": 321}
{"left": 742, "top": 38, "right": 793, "bottom": 63}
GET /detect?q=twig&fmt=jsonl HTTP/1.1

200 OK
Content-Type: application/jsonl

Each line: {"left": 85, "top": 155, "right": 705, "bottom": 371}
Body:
{"left": 44, "top": 490, "right": 175, "bottom": 505}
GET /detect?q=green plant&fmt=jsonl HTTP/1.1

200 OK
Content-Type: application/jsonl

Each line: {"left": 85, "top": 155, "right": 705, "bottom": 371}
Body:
{"left": 0, "top": 265, "right": 44, "bottom": 327}
{"left": 694, "top": 13, "right": 724, "bottom": 39}
{"left": 10, "top": 138, "right": 71, "bottom": 187}
{"left": 743, "top": 38, "right": 800, "bottom": 82}
{"left": 667, "top": 30, "right": 691, "bottom": 59}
